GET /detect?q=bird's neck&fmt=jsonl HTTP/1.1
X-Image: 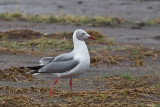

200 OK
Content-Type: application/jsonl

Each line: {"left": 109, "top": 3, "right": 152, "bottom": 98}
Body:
{"left": 72, "top": 32, "right": 88, "bottom": 54}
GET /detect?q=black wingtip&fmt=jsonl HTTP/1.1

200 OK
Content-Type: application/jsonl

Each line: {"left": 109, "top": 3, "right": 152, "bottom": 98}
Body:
{"left": 20, "top": 65, "right": 43, "bottom": 70}
{"left": 20, "top": 65, "right": 43, "bottom": 74}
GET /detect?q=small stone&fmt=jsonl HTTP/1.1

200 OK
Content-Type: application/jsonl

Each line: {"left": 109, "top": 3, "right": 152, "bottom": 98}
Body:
{"left": 77, "top": 1, "right": 83, "bottom": 4}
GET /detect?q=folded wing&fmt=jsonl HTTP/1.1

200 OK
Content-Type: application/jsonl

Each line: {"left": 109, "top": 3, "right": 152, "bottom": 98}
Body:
{"left": 38, "top": 59, "right": 79, "bottom": 73}
{"left": 31, "top": 52, "right": 77, "bottom": 74}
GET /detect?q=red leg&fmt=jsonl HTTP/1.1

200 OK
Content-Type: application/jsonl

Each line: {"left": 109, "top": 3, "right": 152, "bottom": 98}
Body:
{"left": 69, "top": 78, "right": 73, "bottom": 91}
{"left": 50, "top": 77, "right": 59, "bottom": 96}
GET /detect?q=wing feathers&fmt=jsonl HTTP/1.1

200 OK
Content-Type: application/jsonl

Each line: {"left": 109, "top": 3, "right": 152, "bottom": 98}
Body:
{"left": 39, "top": 57, "right": 54, "bottom": 65}
{"left": 30, "top": 52, "right": 77, "bottom": 74}
{"left": 38, "top": 59, "right": 79, "bottom": 73}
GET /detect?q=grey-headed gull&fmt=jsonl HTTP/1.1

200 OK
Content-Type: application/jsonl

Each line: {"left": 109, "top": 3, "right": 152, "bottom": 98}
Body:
{"left": 27, "top": 29, "right": 95, "bottom": 96}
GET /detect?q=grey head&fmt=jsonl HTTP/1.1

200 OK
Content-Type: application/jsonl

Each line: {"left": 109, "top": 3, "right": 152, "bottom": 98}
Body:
{"left": 75, "top": 29, "right": 95, "bottom": 41}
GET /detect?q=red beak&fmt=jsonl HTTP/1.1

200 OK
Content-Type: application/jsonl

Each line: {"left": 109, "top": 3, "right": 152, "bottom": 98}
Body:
{"left": 88, "top": 36, "right": 95, "bottom": 40}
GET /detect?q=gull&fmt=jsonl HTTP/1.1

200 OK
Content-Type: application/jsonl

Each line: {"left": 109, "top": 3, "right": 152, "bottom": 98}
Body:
{"left": 27, "top": 29, "right": 95, "bottom": 96}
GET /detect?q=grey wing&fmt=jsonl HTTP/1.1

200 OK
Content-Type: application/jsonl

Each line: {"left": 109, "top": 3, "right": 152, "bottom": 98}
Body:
{"left": 38, "top": 59, "right": 79, "bottom": 73}
{"left": 39, "top": 57, "right": 55, "bottom": 65}
{"left": 53, "top": 52, "right": 74, "bottom": 62}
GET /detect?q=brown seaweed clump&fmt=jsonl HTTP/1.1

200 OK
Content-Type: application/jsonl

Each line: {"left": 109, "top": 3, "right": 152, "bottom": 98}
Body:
{"left": 0, "top": 67, "right": 34, "bottom": 82}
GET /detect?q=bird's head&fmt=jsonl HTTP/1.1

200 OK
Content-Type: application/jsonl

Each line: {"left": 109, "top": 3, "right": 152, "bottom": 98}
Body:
{"left": 75, "top": 29, "right": 95, "bottom": 41}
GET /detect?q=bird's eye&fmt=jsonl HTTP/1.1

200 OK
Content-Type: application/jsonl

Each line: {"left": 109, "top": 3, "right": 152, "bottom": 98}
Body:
{"left": 82, "top": 33, "right": 85, "bottom": 35}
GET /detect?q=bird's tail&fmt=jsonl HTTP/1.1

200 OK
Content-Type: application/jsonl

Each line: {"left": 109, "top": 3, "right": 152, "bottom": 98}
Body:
{"left": 20, "top": 65, "right": 43, "bottom": 75}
